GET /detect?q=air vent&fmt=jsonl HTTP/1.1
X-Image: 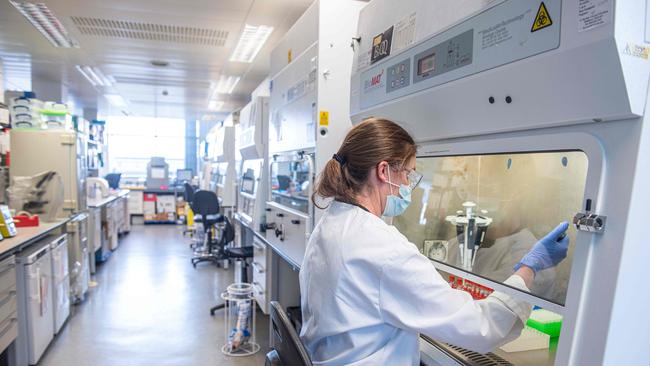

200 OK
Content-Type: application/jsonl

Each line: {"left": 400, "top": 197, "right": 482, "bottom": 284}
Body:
{"left": 444, "top": 344, "right": 513, "bottom": 366}
{"left": 70, "top": 16, "right": 229, "bottom": 46}
{"left": 423, "top": 337, "right": 514, "bottom": 366}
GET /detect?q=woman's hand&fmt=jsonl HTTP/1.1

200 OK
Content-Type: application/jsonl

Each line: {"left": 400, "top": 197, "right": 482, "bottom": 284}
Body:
{"left": 515, "top": 222, "right": 570, "bottom": 274}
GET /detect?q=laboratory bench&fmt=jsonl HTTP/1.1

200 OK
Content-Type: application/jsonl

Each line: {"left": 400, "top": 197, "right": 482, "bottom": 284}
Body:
{"left": 87, "top": 189, "right": 130, "bottom": 272}
{"left": 0, "top": 219, "right": 69, "bottom": 260}
{"left": 0, "top": 218, "right": 69, "bottom": 365}
{"left": 235, "top": 214, "right": 301, "bottom": 270}
{"left": 234, "top": 213, "right": 301, "bottom": 321}
{"left": 87, "top": 190, "right": 127, "bottom": 209}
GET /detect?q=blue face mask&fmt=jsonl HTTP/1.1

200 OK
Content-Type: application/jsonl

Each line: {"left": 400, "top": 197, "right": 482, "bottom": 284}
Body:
{"left": 382, "top": 169, "right": 412, "bottom": 217}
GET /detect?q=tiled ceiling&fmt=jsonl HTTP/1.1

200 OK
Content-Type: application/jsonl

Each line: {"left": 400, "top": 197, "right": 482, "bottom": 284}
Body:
{"left": 0, "top": 0, "right": 315, "bottom": 121}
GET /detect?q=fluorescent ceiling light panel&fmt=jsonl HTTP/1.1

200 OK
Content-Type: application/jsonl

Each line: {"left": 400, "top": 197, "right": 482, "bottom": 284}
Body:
{"left": 230, "top": 24, "right": 274, "bottom": 63}
{"left": 208, "top": 100, "right": 224, "bottom": 111}
{"left": 213, "top": 75, "right": 241, "bottom": 95}
{"left": 9, "top": 1, "right": 80, "bottom": 48}
{"left": 104, "top": 94, "right": 127, "bottom": 108}
{"left": 76, "top": 65, "right": 112, "bottom": 87}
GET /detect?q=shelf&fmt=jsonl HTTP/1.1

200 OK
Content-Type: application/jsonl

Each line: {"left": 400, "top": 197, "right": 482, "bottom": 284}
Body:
{"left": 431, "top": 260, "right": 565, "bottom": 315}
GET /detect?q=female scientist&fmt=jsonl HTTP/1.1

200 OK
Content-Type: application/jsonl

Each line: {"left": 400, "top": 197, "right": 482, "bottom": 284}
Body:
{"left": 299, "top": 118, "right": 570, "bottom": 365}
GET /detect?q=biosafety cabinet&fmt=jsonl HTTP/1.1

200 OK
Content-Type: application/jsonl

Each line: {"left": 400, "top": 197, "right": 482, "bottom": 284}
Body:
{"left": 265, "top": 0, "right": 366, "bottom": 268}
{"left": 208, "top": 115, "right": 238, "bottom": 210}
{"left": 235, "top": 81, "right": 272, "bottom": 313}
{"left": 351, "top": 0, "right": 650, "bottom": 365}
{"left": 237, "top": 93, "right": 270, "bottom": 233}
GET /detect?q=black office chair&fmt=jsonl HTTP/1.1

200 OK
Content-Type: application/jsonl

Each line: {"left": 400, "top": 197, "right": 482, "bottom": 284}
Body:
{"left": 104, "top": 173, "right": 122, "bottom": 189}
{"left": 265, "top": 301, "right": 312, "bottom": 366}
{"left": 277, "top": 175, "right": 292, "bottom": 190}
{"left": 183, "top": 182, "right": 195, "bottom": 205}
{"left": 190, "top": 190, "right": 226, "bottom": 267}
{"left": 209, "top": 218, "right": 254, "bottom": 315}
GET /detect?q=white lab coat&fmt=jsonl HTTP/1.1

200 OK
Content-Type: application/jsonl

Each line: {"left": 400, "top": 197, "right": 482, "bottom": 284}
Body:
{"left": 299, "top": 201, "right": 531, "bottom": 365}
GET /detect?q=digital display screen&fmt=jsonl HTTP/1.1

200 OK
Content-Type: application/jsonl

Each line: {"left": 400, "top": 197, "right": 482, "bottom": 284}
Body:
{"left": 418, "top": 53, "right": 436, "bottom": 75}
{"left": 151, "top": 168, "right": 166, "bottom": 179}
{"left": 176, "top": 169, "right": 192, "bottom": 181}
{"left": 241, "top": 178, "right": 255, "bottom": 194}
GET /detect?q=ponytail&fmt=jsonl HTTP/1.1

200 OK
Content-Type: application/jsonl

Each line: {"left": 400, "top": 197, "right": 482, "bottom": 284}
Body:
{"left": 312, "top": 158, "right": 356, "bottom": 209}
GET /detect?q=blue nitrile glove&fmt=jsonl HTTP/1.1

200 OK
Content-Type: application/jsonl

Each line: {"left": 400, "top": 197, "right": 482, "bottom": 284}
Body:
{"left": 514, "top": 222, "right": 570, "bottom": 273}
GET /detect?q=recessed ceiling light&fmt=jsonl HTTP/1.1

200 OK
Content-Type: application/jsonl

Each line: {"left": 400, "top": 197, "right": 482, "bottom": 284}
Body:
{"left": 212, "top": 75, "right": 241, "bottom": 95}
{"left": 9, "top": 1, "right": 80, "bottom": 48}
{"left": 230, "top": 24, "right": 274, "bottom": 63}
{"left": 76, "top": 65, "right": 112, "bottom": 87}
{"left": 208, "top": 100, "right": 224, "bottom": 111}
{"left": 104, "top": 94, "right": 128, "bottom": 108}
{"left": 150, "top": 60, "right": 169, "bottom": 67}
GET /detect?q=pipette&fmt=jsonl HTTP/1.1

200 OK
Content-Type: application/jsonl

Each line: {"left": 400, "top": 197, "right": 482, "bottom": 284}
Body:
{"left": 445, "top": 201, "right": 492, "bottom": 271}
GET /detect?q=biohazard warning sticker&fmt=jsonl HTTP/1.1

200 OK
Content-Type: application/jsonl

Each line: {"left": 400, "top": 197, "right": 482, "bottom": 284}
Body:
{"left": 531, "top": 2, "right": 553, "bottom": 32}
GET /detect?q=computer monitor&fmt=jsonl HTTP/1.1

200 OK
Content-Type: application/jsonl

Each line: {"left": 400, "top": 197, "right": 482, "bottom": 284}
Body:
{"left": 176, "top": 169, "right": 193, "bottom": 182}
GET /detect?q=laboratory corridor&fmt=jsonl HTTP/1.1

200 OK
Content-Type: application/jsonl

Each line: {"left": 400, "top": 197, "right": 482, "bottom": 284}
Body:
{"left": 38, "top": 225, "right": 269, "bottom": 366}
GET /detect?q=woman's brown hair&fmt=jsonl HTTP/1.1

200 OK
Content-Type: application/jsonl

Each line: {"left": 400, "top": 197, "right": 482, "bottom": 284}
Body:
{"left": 312, "top": 117, "right": 417, "bottom": 208}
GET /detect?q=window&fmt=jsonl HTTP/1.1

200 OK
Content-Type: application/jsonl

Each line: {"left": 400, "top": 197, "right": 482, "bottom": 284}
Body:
{"left": 394, "top": 151, "right": 588, "bottom": 305}
{"left": 106, "top": 116, "right": 186, "bottom": 179}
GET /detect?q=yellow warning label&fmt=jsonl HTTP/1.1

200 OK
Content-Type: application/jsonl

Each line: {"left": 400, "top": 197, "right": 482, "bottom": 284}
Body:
{"left": 623, "top": 43, "right": 650, "bottom": 60}
{"left": 531, "top": 2, "right": 553, "bottom": 33}
{"left": 319, "top": 111, "right": 329, "bottom": 126}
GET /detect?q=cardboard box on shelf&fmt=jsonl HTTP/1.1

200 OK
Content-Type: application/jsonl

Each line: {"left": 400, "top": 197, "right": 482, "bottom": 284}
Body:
{"left": 144, "top": 212, "right": 175, "bottom": 222}
{"left": 156, "top": 195, "right": 176, "bottom": 213}
{"left": 144, "top": 201, "right": 156, "bottom": 215}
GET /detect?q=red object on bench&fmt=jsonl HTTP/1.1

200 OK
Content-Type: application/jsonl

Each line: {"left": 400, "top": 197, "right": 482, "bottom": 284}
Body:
{"left": 13, "top": 214, "right": 39, "bottom": 227}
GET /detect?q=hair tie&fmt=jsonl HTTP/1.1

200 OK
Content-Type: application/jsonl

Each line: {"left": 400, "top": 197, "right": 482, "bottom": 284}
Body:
{"left": 332, "top": 153, "right": 347, "bottom": 167}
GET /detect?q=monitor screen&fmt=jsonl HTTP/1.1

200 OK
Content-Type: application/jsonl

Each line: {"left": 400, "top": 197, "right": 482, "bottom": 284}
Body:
{"left": 176, "top": 169, "right": 193, "bottom": 182}
{"left": 151, "top": 168, "right": 166, "bottom": 179}
{"left": 418, "top": 53, "right": 436, "bottom": 76}
{"left": 241, "top": 178, "right": 255, "bottom": 194}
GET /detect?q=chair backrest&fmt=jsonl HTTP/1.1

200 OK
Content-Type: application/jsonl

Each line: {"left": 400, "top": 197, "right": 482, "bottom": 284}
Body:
{"left": 276, "top": 175, "right": 292, "bottom": 190}
{"left": 192, "top": 190, "right": 220, "bottom": 221}
{"left": 268, "top": 301, "right": 312, "bottom": 366}
{"left": 183, "top": 182, "right": 195, "bottom": 206}
{"left": 104, "top": 173, "right": 122, "bottom": 189}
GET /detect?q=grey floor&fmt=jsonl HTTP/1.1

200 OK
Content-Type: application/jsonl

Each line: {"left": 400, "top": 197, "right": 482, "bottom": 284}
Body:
{"left": 39, "top": 225, "right": 269, "bottom": 366}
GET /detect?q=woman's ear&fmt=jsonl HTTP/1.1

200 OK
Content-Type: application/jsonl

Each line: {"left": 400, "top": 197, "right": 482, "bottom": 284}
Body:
{"left": 376, "top": 161, "right": 390, "bottom": 183}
